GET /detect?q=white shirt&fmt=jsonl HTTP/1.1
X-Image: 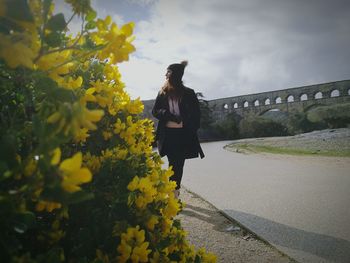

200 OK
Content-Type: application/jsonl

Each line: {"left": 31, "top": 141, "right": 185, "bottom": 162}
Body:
{"left": 166, "top": 97, "right": 183, "bottom": 128}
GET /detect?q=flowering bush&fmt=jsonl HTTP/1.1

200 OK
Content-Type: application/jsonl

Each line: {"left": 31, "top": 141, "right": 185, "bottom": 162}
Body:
{"left": 0, "top": 0, "right": 216, "bottom": 262}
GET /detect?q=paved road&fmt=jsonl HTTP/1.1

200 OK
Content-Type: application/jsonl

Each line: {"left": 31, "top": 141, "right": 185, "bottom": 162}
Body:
{"left": 180, "top": 141, "right": 350, "bottom": 263}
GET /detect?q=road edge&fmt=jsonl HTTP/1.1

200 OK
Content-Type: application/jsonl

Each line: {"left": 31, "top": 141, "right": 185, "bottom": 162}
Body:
{"left": 182, "top": 185, "right": 299, "bottom": 263}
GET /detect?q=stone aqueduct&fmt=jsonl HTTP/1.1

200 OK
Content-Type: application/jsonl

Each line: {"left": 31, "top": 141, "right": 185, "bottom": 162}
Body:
{"left": 141, "top": 79, "right": 350, "bottom": 122}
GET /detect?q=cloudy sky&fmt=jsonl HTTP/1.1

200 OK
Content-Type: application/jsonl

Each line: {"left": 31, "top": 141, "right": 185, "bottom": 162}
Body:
{"left": 57, "top": 0, "right": 350, "bottom": 100}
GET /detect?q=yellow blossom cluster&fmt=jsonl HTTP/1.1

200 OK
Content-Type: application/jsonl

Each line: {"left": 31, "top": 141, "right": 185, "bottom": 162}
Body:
{"left": 0, "top": 32, "right": 39, "bottom": 68}
{"left": 112, "top": 116, "right": 153, "bottom": 155}
{"left": 117, "top": 226, "right": 151, "bottom": 263}
{"left": 83, "top": 152, "right": 102, "bottom": 174}
{"left": 47, "top": 102, "right": 104, "bottom": 136}
{"left": 58, "top": 152, "right": 92, "bottom": 193}
{"left": 36, "top": 200, "right": 62, "bottom": 213}
{"left": 91, "top": 16, "right": 135, "bottom": 64}
{"left": 128, "top": 176, "right": 158, "bottom": 209}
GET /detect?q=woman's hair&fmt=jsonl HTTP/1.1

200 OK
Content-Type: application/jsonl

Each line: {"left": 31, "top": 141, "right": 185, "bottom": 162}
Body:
{"left": 161, "top": 60, "right": 188, "bottom": 98}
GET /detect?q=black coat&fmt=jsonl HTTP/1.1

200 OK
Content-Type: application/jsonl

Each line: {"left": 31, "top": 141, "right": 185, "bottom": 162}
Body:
{"left": 152, "top": 87, "right": 204, "bottom": 159}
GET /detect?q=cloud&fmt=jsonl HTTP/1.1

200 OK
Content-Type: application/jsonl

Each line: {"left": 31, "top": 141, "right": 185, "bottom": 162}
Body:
{"left": 126, "top": 0, "right": 157, "bottom": 6}
{"left": 58, "top": 0, "right": 350, "bottom": 100}
{"left": 127, "top": 0, "right": 349, "bottom": 99}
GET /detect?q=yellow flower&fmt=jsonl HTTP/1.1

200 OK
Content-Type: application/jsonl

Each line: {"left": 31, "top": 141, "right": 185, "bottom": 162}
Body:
{"left": 24, "top": 158, "right": 37, "bottom": 177}
{"left": 83, "top": 152, "right": 101, "bottom": 174}
{"left": 113, "top": 118, "right": 126, "bottom": 134}
{"left": 116, "top": 148, "right": 128, "bottom": 160}
{"left": 36, "top": 200, "right": 62, "bottom": 212}
{"left": 128, "top": 176, "right": 157, "bottom": 209}
{"left": 51, "top": 148, "right": 61, "bottom": 165}
{"left": 83, "top": 87, "right": 97, "bottom": 103}
{"left": 59, "top": 152, "right": 92, "bottom": 193}
{"left": 58, "top": 76, "right": 83, "bottom": 90}
{"left": 91, "top": 21, "right": 136, "bottom": 64}
{"left": 36, "top": 50, "right": 75, "bottom": 83}
{"left": 104, "top": 15, "right": 112, "bottom": 26}
{"left": 102, "top": 131, "right": 113, "bottom": 140}
{"left": 117, "top": 226, "right": 151, "bottom": 263}
{"left": 47, "top": 102, "right": 104, "bottom": 135}
{"left": 121, "top": 23, "right": 134, "bottom": 37}
{"left": 87, "top": 80, "right": 116, "bottom": 108}
{"left": 161, "top": 218, "right": 173, "bottom": 235}
{"left": 139, "top": 177, "right": 157, "bottom": 195}
{"left": 103, "top": 63, "right": 121, "bottom": 82}
{"left": 135, "top": 195, "right": 148, "bottom": 209}
{"left": 149, "top": 251, "right": 160, "bottom": 263}
{"left": 197, "top": 248, "right": 217, "bottom": 263}
{"left": 0, "top": 34, "right": 36, "bottom": 68}
{"left": 146, "top": 215, "right": 159, "bottom": 231}
{"left": 162, "top": 196, "right": 181, "bottom": 218}
{"left": 101, "top": 149, "right": 114, "bottom": 160}
{"left": 127, "top": 176, "right": 140, "bottom": 191}
{"left": 82, "top": 107, "right": 105, "bottom": 130}
{"left": 117, "top": 240, "right": 132, "bottom": 263}
{"left": 49, "top": 229, "right": 65, "bottom": 243}
{"left": 74, "top": 128, "right": 90, "bottom": 143}
{"left": 126, "top": 98, "right": 144, "bottom": 114}
{"left": 131, "top": 242, "right": 150, "bottom": 263}
{"left": 64, "top": 0, "right": 92, "bottom": 15}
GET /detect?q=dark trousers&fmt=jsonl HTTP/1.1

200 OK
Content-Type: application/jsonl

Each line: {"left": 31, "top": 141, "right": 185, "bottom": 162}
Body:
{"left": 163, "top": 127, "right": 186, "bottom": 190}
{"left": 167, "top": 157, "right": 185, "bottom": 190}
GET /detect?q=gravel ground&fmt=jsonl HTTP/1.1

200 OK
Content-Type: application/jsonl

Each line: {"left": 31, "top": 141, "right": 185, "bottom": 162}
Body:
{"left": 177, "top": 188, "right": 295, "bottom": 263}
{"left": 226, "top": 128, "right": 350, "bottom": 155}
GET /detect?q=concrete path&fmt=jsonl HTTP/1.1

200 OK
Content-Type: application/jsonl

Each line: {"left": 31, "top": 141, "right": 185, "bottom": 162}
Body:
{"left": 180, "top": 141, "right": 350, "bottom": 263}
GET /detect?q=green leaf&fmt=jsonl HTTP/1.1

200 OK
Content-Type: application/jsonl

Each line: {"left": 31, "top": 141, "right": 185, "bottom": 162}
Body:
{"left": 7, "top": 0, "right": 34, "bottom": 22}
{"left": 67, "top": 191, "right": 94, "bottom": 204}
{"left": 85, "top": 21, "right": 96, "bottom": 30}
{"left": 85, "top": 10, "right": 97, "bottom": 22}
{"left": 0, "top": 135, "right": 17, "bottom": 168}
{"left": 81, "top": 36, "right": 96, "bottom": 49}
{"left": 112, "top": 220, "right": 128, "bottom": 237}
{"left": 0, "top": 161, "right": 10, "bottom": 180}
{"left": 44, "top": 31, "right": 62, "bottom": 47}
{"left": 16, "top": 211, "right": 36, "bottom": 225}
{"left": 47, "top": 13, "right": 66, "bottom": 32}
{"left": 13, "top": 211, "right": 36, "bottom": 234}
{"left": 36, "top": 247, "right": 64, "bottom": 263}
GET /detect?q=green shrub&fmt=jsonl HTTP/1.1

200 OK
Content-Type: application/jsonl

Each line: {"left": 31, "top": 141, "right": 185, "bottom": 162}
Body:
{"left": 212, "top": 112, "right": 241, "bottom": 139}
{"left": 239, "top": 116, "right": 288, "bottom": 138}
{"left": 287, "top": 111, "right": 326, "bottom": 134}
{"left": 307, "top": 103, "right": 350, "bottom": 129}
{"left": 0, "top": 1, "right": 216, "bottom": 262}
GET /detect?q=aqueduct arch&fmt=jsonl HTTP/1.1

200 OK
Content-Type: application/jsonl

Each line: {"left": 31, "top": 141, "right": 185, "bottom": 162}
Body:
{"left": 208, "top": 80, "right": 350, "bottom": 122}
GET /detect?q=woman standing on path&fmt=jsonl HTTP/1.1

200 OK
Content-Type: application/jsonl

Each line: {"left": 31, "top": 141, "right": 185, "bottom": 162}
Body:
{"left": 152, "top": 60, "right": 204, "bottom": 198}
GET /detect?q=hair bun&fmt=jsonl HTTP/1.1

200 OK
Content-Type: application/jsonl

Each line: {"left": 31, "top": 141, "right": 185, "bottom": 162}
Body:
{"left": 181, "top": 60, "right": 188, "bottom": 67}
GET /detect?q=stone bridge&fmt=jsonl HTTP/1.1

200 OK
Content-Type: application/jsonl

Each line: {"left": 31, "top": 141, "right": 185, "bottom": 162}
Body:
{"left": 141, "top": 79, "right": 350, "bottom": 122}
{"left": 209, "top": 79, "right": 350, "bottom": 121}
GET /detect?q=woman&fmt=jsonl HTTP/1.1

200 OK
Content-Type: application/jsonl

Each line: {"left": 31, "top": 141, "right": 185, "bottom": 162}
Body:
{"left": 152, "top": 61, "right": 204, "bottom": 198}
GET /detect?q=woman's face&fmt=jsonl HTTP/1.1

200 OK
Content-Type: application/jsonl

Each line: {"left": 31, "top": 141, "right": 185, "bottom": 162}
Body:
{"left": 165, "top": 69, "right": 172, "bottom": 80}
